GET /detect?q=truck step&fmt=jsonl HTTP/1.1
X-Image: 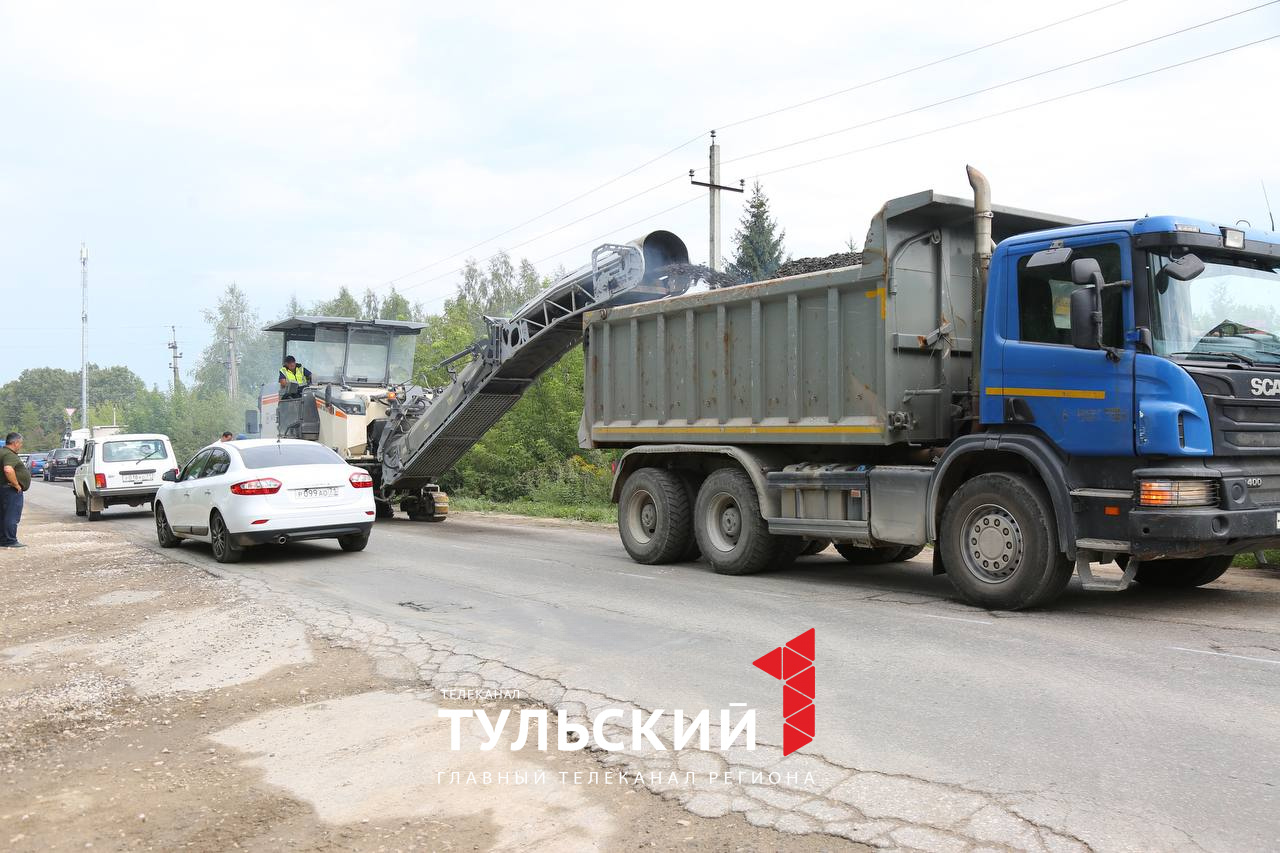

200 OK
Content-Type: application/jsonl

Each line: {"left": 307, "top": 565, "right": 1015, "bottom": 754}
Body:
{"left": 1074, "top": 554, "right": 1139, "bottom": 592}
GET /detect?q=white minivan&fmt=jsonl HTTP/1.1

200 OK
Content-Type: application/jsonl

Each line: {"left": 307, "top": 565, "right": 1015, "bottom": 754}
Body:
{"left": 74, "top": 433, "right": 178, "bottom": 520}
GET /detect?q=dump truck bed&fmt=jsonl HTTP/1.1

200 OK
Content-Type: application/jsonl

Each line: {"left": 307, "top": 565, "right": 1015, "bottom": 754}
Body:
{"left": 582, "top": 190, "right": 1077, "bottom": 448}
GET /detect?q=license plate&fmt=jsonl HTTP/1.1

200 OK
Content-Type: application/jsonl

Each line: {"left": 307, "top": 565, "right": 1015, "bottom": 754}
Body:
{"left": 123, "top": 473, "right": 149, "bottom": 484}
{"left": 298, "top": 487, "right": 339, "bottom": 499}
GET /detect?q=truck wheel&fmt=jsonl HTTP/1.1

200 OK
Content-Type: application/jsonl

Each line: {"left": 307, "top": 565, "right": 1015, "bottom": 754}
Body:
{"left": 209, "top": 511, "right": 244, "bottom": 564}
{"left": 154, "top": 504, "right": 182, "bottom": 548}
{"left": 1134, "top": 555, "right": 1232, "bottom": 588}
{"left": 895, "top": 545, "right": 925, "bottom": 562}
{"left": 834, "top": 544, "right": 903, "bottom": 565}
{"left": 678, "top": 473, "right": 703, "bottom": 561}
{"left": 618, "top": 468, "right": 693, "bottom": 564}
{"left": 694, "top": 468, "right": 800, "bottom": 575}
{"left": 800, "top": 539, "right": 831, "bottom": 557}
{"left": 939, "top": 472, "right": 1072, "bottom": 610}
{"left": 338, "top": 530, "right": 371, "bottom": 552}
{"left": 375, "top": 499, "right": 395, "bottom": 520}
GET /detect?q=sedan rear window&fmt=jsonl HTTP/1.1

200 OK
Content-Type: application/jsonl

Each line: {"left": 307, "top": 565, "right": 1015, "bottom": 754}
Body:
{"left": 103, "top": 440, "right": 169, "bottom": 463}
{"left": 239, "top": 444, "right": 344, "bottom": 469}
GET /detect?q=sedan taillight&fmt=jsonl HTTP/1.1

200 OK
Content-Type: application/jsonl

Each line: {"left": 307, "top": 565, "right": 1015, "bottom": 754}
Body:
{"left": 230, "top": 478, "right": 282, "bottom": 496}
{"left": 94, "top": 473, "right": 106, "bottom": 489}
{"left": 349, "top": 471, "right": 374, "bottom": 488}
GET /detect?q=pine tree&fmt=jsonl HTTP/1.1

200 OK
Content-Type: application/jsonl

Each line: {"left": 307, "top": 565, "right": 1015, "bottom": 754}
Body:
{"left": 726, "top": 182, "right": 787, "bottom": 283}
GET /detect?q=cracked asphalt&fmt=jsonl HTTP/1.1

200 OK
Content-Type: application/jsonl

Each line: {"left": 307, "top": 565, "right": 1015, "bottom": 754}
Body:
{"left": 28, "top": 482, "right": 1280, "bottom": 851}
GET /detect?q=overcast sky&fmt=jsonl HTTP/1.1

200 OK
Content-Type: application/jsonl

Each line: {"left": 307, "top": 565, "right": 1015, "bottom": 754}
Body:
{"left": 1, "top": 0, "right": 1277, "bottom": 390}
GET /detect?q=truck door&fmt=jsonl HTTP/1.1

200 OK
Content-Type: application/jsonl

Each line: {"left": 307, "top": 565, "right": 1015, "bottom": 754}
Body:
{"left": 995, "top": 238, "right": 1135, "bottom": 456}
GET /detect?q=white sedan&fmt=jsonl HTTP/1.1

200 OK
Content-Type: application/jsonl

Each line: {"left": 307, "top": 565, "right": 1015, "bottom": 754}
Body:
{"left": 154, "top": 439, "right": 376, "bottom": 563}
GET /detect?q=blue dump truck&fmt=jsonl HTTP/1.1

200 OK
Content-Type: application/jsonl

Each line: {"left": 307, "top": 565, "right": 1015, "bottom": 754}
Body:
{"left": 585, "top": 166, "right": 1280, "bottom": 609}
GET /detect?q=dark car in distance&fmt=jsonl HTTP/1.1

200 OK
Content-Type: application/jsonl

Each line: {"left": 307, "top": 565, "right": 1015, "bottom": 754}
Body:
{"left": 44, "top": 448, "right": 81, "bottom": 481}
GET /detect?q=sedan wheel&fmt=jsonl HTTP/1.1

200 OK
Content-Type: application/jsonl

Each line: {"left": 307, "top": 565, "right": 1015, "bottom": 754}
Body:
{"left": 209, "top": 512, "right": 244, "bottom": 564}
{"left": 155, "top": 504, "right": 182, "bottom": 548}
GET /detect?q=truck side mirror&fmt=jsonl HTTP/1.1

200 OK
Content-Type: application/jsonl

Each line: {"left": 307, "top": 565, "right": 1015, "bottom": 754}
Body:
{"left": 1070, "top": 258, "right": 1104, "bottom": 288}
{"left": 1070, "top": 287, "right": 1101, "bottom": 350}
{"left": 244, "top": 409, "right": 259, "bottom": 435}
{"left": 1155, "top": 252, "right": 1206, "bottom": 293}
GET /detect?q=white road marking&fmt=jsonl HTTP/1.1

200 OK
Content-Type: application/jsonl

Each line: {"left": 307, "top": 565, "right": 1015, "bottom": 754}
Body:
{"left": 615, "top": 571, "right": 656, "bottom": 580}
{"left": 917, "top": 613, "right": 993, "bottom": 625}
{"left": 1169, "top": 646, "right": 1280, "bottom": 666}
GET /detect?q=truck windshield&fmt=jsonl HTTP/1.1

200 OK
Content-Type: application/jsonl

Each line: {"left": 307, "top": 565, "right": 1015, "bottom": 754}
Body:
{"left": 284, "top": 327, "right": 346, "bottom": 383}
{"left": 346, "top": 329, "right": 392, "bottom": 384}
{"left": 388, "top": 334, "right": 415, "bottom": 385}
{"left": 1148, "top": 252, "right": 1280, "bottom": 364}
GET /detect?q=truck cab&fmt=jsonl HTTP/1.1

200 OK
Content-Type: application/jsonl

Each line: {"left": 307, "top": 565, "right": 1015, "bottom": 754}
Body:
{"left": 976, "top": 217, "right": 1280, "bottom": 567}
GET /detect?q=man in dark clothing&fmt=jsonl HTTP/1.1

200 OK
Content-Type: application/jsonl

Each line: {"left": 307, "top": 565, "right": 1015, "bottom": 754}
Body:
{"left": 0, "top": 432, "right": 31, "bottom": 548}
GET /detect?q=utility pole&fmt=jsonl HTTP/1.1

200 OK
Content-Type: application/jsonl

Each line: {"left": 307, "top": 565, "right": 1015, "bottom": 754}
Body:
{"left": 226, "top": 325, "right": 240, "bottom": 398}
{"left": 79, "top": 243, "right": 88, "bottom": 429}
{"left": 167, "top": 326, "right": 182, "bottom": 392}
{"left": 689, "top": 130, "right": 744, "bottom": 271}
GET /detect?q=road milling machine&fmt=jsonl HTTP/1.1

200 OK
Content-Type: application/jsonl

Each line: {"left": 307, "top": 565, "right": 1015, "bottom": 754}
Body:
{"left": 255, "top": 231, "right": 692, "bottom": 520}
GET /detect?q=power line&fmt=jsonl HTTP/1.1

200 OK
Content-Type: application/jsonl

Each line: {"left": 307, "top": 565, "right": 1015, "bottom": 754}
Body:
{"left": 717, "top": 0, "right": 1135, "bottom": 132}
{"left": 403, "top": 195, "right": 703, "bottom": 302}
{"left": 710, "top": 0, "right": 1278, "bottom": 172}
{"left": 393, "top": 175, "right": 685, "bottom": 294}
{"left": 485, "top": 30, "right": 1277, "bottom": 294}
{"left": 370, "top": 0, "right": 1132, "bottom": 294}
{"left": 383, "top": 134, "right": 705, "bottom": 288}
{"left": 755, "top": 32, "right": 1280, "bottom": 179}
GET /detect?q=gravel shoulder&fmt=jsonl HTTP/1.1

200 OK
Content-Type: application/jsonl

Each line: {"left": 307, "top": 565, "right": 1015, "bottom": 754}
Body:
{"left": 0, "top": 502, "right": 862, "bottom": 851}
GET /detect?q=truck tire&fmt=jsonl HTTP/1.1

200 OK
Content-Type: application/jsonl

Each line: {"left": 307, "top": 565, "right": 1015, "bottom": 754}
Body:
{"left": 895, "top": 545, "right": 925, "bottom": 562}
{"left": 694, "top": 468, "right": 801, "bottom": 575}
{"left": 338, "top": 530, "right": 371, "bottom": 552}
{"left": 678, "top": 472, "right": 703, "bottom": 561}
{"left": 375, "top": 499, "right": 395, "bottom": 520}
{"left": 834, "top": 544, "right": 903, "bottom": 565}
{"left": 939, "top": 471, "right": 1073, "bottom": 610}
{"left": 618, "top": 468, "right": 693, "bottom": 564}
{"left": 1134, "top": 555, "right": 1232, "bottom": 588}
{"left": 800, "top": 539, "right": 831, "bottom": 557}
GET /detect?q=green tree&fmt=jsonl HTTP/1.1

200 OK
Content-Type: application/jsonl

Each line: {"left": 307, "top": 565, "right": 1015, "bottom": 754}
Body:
{"left": 0, "top": 364, "right": 145, "bottom": 445}
{"left": 379, "top": 286, "right": 415, "bottom": 321}
{"left": 726, "top": 182, "right": 787, "bottom": 283}
{"left": 191, "top": 283, "right": 276, "bottom": 401}
{"left": 312, "top": 286, "right": 361, "bottom": 319}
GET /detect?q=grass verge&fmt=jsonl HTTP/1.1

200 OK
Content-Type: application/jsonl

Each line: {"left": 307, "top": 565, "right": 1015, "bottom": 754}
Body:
{"left": 450, "top": 496, "right": 617, "bottom": 524}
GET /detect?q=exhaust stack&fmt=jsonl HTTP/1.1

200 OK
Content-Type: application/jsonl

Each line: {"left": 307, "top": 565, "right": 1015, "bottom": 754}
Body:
{"left": 966, "top": 165, "right": 993, "bottom": 416}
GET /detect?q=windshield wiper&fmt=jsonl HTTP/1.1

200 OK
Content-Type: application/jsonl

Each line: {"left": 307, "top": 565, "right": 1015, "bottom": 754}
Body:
{"left": 135, "top": 447, "right": 165, "bottom": 463}
{"left": 1170, "top": 350, "right": 1257, "bottom": 365}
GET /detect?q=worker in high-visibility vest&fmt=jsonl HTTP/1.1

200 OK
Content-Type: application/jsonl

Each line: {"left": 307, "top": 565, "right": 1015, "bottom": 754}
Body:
{"left": 278, "top": 355, "right": 312, "bottom": 393}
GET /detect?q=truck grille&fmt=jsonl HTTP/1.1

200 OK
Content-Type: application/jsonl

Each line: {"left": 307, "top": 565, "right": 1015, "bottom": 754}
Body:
{"left": 1211, "top": 398, "right": 1280, "bottom": 452}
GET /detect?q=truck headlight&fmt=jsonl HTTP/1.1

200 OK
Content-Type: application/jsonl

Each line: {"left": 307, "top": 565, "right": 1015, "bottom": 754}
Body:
{"left": 1222, "top": 227, "right": 1245, "bottom": 249}
{"left": 1137, "top": 479, "right": 1219, "bottom": 507}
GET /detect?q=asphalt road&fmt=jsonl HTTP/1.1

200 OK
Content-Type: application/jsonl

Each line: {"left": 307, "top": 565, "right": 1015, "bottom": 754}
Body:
{"left": 29, "top": 481, "right": 1280, "bottom": 851}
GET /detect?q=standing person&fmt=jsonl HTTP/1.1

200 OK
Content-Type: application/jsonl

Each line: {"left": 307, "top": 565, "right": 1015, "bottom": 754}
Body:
{"left": 0, "top": 432, "right": 31, "bottom": 549}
